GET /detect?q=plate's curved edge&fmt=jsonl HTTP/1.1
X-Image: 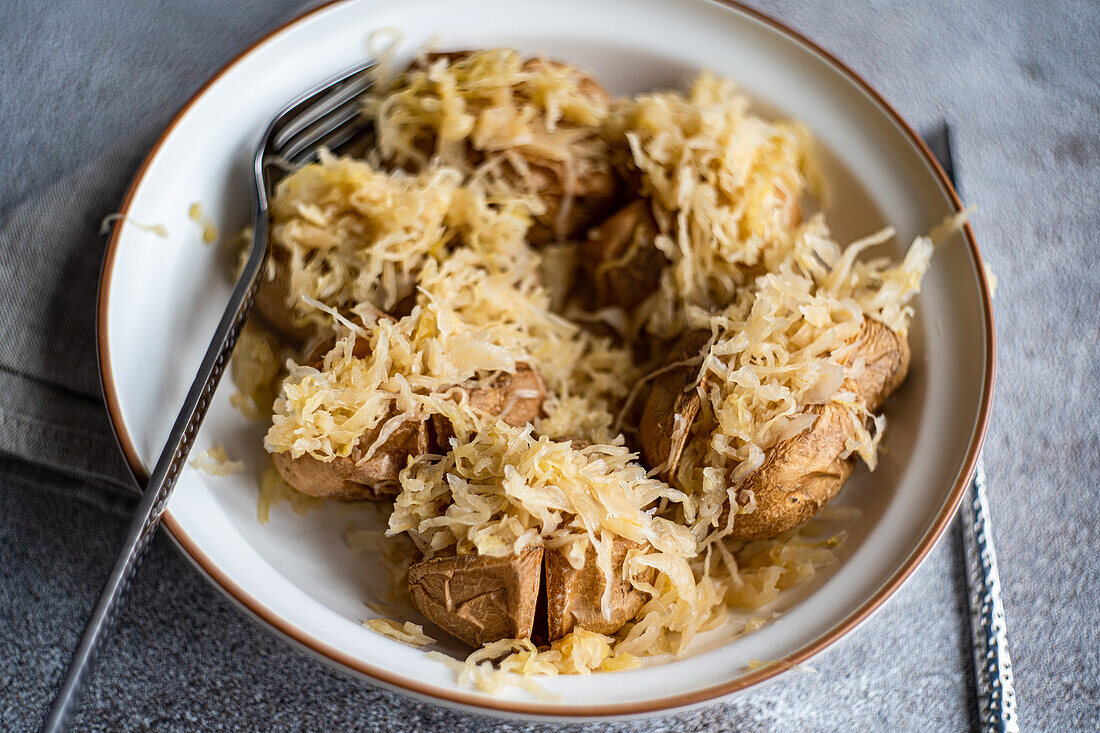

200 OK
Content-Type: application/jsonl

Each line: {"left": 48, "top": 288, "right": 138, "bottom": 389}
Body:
{"left": 95, "top": 0, "right": 996, "bottom": 719}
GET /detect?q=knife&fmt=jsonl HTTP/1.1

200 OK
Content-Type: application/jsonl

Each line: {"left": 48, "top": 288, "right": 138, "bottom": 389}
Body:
{"left": 925, "top": 123, "right": 1019, "bottom": 733}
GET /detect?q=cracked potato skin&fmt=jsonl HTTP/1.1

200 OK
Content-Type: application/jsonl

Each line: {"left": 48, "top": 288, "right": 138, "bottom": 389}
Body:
{"left": 545, "top": 537, "right": 654, "bottom": 640}
{"left": 581, "top": 201, "right": 667, "bottom": 310}
{"left": 270, "top": 416, "right": 429, "bottom": 501}
{"left": 273, "top": 333, "right": 546, "bottom": 501}
{"left": 639, "top": 330, "right": 710, "bottom": 482}
{"left": 511, "top": 56, "right": 620, "bottom": 245}
{"left": 405, "top": 52, "right": 621, "bottom": 245}
{"left": 724, "top": 319, "right": 912, "bottom": 540}
{"left": 845, "top": 318, "right": 912, "bottom": 413}
{"left": 520, "top": 153, "right": 621, "bottom": 245}
{"left": 431, "top": 363, "right": 547, "bottom": 448}
{"left": 409, "top": 548, "right": 544, "bottom": 648}
{"left": 642, "top": 320, "right": 911, "bottom": 541}
{"left": 723, "top": 403, "right": 856, "bottom": 541}
{"left": 270, "top": 335, "right": 427, "bottom": 502}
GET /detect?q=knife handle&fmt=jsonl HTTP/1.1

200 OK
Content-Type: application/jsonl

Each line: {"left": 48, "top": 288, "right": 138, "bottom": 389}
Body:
{"left": 961, "top": 460, "right": 1020, "bottom": 733}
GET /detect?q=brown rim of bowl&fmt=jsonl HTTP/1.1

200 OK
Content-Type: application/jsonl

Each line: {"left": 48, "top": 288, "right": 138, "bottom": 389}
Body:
{"left": 96, "top": 0, "right": 996, "bottom": 719}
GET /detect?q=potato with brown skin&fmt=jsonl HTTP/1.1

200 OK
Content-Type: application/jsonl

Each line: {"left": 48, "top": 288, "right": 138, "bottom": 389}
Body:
{"left": 273, "top": 335, "right": 547, "bottom": 500}
{"left": 519, "top": 155, "right": 621, "bottom": 245}
{"left": 723, "top": 319, "right": 910, "bottom": 540}
{"left": 254, "top": 255, "right": 315, "bottom": 344}
{"left": 520, "top": 57, "right": 610, "bottom": 105}
{"left": 639, "top": 329, "right": 710, "bottom": 481}
{"left": 641, "top": 320, "right": 911, "bottom": 541}
{"left": 545, "top": 537, "right": 654, "bottom": 640}
{"left": 271, "top": 334, "right": 425, "bottom": 501}
{"left": 844, "top": 317, "right": 912, "bottom": 412}
{"left": 409, "top": 548, "right": 544, "bottom": 647}
{"left": 581, "top": 201, "right": 667, "bottom": 310}
{"left": 271, "top": 417, "right": 430, "bottom": 501}
{"left": 399, "top": 51, "right": 621, "bottom": 244}
{"left": 461, "top": 364, "right": 547, "bottom": 427}
{"left": 721, "top": 403, "right": 855, "bottom": 540}
{"left": 503, "top": 58, "right": 620, "bottom": 244}
{"left": 431, "top": 363, "right": 547, "bottom": 448}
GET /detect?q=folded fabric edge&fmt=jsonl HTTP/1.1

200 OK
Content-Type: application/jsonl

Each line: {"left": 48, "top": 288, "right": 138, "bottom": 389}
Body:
{"left": 0, "top": 368, "right": 137, "bottom": 497}
{"left": 0, "top": 454, "right": 134, "bottom": 520}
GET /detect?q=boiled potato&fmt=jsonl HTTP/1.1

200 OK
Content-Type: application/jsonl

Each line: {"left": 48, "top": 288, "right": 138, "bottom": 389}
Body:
{"left": 270, "top": 417, "right": 429, "bottom": 501}
{"left": 253, "top": 254, "right": 316, "bottom": 344}
{"left": 639, "top": 329, "right": 710, "bottom": 481}
{"left": 272, "top": 346, "right": 547, "bottom": 501}
{"left": 398, "top": 52, "right": 621, "bottom": 244}
{"left": 431, "top": 363, "right": 547, "bottom": 447}
{"left": 640, "top": 319, "right": 911, "bottom": 541}
{"left": 581, "top": 200, "right": 667, "bottom": 310}
{"left": 544, "top": 536, "right": 653, "bottom": 640}
{"left": 408, "top": 548, "right": 544, "bottom": 647}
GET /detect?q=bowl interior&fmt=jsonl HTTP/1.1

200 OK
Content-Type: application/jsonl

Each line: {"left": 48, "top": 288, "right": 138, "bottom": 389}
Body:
{"left": 100, "top": 0, "right": 991, "bottom": 717}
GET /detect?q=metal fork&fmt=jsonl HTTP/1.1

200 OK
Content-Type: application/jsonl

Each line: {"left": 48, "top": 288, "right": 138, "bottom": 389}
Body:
{"left": 42, "top": 60, "right": 375, "bottom": 732}
{"left": 925, "top": 124, "right": 1019, "bottom": 733}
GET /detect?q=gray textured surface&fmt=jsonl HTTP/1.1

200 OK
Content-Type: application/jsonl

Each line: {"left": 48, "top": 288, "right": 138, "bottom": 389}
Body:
{"left": 1, "top": 0, "right": 1097, "bottom": 730}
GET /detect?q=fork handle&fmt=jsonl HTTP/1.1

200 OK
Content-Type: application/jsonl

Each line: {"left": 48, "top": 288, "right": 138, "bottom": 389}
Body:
{"left": 42, "top": 224, "right": 267, "bottom": 732}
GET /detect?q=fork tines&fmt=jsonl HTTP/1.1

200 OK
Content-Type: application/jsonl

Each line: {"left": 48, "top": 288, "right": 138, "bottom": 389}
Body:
{"left": 269, "top": 62, "right": 377, "bottom": 167}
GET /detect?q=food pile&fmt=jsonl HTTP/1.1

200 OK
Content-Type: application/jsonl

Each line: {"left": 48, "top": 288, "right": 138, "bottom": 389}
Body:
{"left": 232, "top": 48, "right": 938, "bottom": 683}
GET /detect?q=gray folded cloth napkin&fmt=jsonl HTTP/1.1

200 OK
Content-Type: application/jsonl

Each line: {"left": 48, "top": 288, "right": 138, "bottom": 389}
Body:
{"left": 0, "top": 142, "right": 145, "bottom": 502}
{"left": 0, "top": 0, "right": 325, "bottom": 500}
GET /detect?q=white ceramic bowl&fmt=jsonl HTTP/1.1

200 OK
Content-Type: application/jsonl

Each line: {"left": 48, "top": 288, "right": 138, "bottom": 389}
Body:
{"left": 98, "top": 0, "right": 994, "bottom": 719}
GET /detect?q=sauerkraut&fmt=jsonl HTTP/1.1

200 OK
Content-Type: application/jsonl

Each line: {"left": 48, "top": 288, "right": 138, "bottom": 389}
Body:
{"left": 606, "top": 71, "right": 825, "bottom": 339}
{"left": 664, "top": 224, "right": 936, "bottom": 546}
{"left": 263, "top": 244, "right": 634, "bottom": 461}
{"left": 389, "top": 423, "right": 694, "bottom": 564}
{"left": 188, "top": 202, "right": 219, "bottom": 244}
{"left": 226, "top": 47, "right": 952, "bottom": 691}
{"left": 189, "top": 445, "right": 244, "bottom": 476}
{"left": 229, "top": 321, "right": 284, "bottom": 421}
{"left": 426, "top": 627, "right": 640, "bottom": 697}
{"left": 364, "top": 618, "right": 435, "bottom": 647}
{"left": 99, "top": 213, "right": 168, "bottom": 238}
{"left": 263, "top": 154, "right": 468, "bottom": 332}
{"left": 364, "top": 48, "right": 610, "bottom": 168}
{"left": 363, "top": 48, "right": 617, "bottom": 242}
